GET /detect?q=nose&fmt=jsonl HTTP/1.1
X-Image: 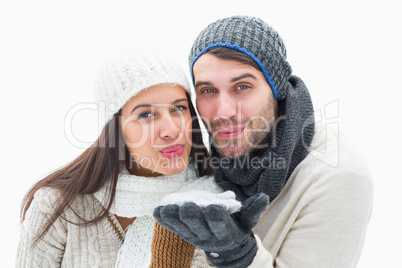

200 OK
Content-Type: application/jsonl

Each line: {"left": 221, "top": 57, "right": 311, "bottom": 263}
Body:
{"left": 159, "top": 113, "right": 181, "bottom": 140}
{"left": 216, "top": 93, "right": 237, "bottom": 119}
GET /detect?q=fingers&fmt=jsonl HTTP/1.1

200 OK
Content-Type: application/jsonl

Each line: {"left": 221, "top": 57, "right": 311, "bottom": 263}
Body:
{"left": 154, "top": 203, "right": 244, "bottom": 251}
{"left": 179, "top": 203, "right": 212, "bottom": 240}
{"left": 203, "top": 205, "right": 238, "bottom": 240}
{"left": 239, "top": 193, "right": 270, "bottom": 229}
{"left": 154, "top": 203, "right": 237, "bottom": 241}
{"left": 154, "top": 203, "right": 219, "bottom": 240}
{"left": 154, "top": 204, "right": 194, "bottom": 238}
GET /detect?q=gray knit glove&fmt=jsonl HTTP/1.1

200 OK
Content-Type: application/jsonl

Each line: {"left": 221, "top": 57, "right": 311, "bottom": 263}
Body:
{"left": 153, "top": 193, "right": 269, "bottom": 268}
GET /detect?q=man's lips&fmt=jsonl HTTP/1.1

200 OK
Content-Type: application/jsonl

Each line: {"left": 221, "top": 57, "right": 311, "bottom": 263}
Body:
{"left": 216, "top": 126, "right": 246, "bottom": 138}
{"left": 161, "top": 144, "right": 184, "bottom": 159}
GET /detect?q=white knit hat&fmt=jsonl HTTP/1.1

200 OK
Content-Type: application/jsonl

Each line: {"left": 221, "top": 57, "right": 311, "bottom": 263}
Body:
{"left": 94, "top": 47, "right": 191, "bottom": 113}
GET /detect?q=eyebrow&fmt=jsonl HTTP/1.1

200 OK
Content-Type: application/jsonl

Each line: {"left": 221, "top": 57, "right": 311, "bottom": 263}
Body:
{"left": 194, "top": 81, "right": 212, "bottom": 89}
{"left": 195, "top": 73, "right": 258, "bottom": 89}
{"left": 230, "top": 73, "right": 257, "bottom": 83}
{"left": 131, "top": 98, "right": 188, "bottom": 114}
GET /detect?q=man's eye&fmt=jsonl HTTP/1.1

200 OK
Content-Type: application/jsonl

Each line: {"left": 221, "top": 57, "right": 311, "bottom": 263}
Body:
{"left": 202, "top": 88, "right": 216, "bottom": 94}
{"left": 237, "top": 85, "right": 249, "bottom": 90}
{"left": 137, "top": 112, "right": 153, "bottom": 119}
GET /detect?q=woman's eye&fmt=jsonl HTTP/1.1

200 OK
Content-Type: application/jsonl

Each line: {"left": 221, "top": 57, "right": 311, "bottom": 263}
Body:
{"left": 137, "top": 112, "right": 153, "bottom": 120}
{"left": 172, "top": 105, "right": 187, "bottom": 112}
{"left": 237, "top": 85, "right": 249, "bottom": 90}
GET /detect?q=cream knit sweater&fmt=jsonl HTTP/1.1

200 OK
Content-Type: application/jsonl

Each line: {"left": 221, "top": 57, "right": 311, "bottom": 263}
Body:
{"left": 16, "top": 169, "right": 225, "bottom": 268}
{"left": 253, "top": 123, "right": 373, "bottom": 267}
{"left": 17, "top": 188, "right": 123, "bottom": 267}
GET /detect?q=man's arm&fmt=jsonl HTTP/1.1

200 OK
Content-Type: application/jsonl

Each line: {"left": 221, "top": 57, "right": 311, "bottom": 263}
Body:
{"left": 274, "top": 168, "right": 372, "bottom": 267}
{"left": 257, "top": 127, "right": 374, "bottom": 267}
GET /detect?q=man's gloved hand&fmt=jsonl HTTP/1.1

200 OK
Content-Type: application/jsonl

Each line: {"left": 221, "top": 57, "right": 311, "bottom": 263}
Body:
{"left": 153, "top": 191, "right": 269, "bottom": 268}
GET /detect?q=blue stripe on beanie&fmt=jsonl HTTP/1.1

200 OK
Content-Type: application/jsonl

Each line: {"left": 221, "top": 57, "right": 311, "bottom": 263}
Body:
{"left": 190, "top": 42, "right": 280, "bottom": 100}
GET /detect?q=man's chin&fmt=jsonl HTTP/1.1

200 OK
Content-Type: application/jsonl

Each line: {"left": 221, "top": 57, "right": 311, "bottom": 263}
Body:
{"left": 215, "top": 145, "right": 250, "bottom": 159}
{"left": 211, "top": 136, "right": 253, "bottom": 158}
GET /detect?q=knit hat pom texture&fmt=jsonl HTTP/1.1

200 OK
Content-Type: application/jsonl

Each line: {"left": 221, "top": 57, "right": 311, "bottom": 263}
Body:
{"left": 95, "top": 48, "right": 191, "bottom": 113}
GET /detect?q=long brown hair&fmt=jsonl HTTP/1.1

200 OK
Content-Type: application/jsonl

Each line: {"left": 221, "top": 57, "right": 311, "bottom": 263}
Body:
{"left": 21, "top": 91, "right": 212, "bottom": 244}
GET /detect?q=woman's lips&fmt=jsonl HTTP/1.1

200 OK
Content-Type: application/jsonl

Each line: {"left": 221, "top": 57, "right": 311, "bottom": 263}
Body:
{"left": 161, "top": 144, "right": 184, "bottom": 159}
{"left": 216, "top": 126, "right": 246, "bottom": 138}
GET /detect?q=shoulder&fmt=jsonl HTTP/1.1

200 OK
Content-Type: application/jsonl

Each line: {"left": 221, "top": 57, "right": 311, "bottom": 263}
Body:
{"left": 28, "top": 187, "right": 62, "bottom": 214}
{"left": 22, "top": 188, "right": 65, "bottom": 234}
{"left": 288, "top": 122, "right": 373, "bottom": 209}
{"left": 305, "top": 123, "right": 372, "bottom": 187}
{"left": 28, "top": 187, "right": 102, "bottom": 220}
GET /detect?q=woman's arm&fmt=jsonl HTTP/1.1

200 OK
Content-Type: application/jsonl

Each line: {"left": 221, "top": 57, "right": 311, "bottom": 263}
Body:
{"left": 16, "top": 188, "right": 67, "bottom": 268}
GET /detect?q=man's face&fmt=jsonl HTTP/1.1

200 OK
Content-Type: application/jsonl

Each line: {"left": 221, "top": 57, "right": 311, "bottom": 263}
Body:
{"left": 193, "top": 53, "right": 278, "bottom": 158}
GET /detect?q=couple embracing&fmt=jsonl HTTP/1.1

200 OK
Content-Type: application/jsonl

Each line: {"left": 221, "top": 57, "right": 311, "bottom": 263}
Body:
{"left": 17, "top": 16, "right": 373, "bottom": 268}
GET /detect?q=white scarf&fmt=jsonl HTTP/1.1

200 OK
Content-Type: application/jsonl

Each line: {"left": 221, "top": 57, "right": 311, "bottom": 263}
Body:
{"left": 94, "top": 165, "right": 223, "bottom": 268}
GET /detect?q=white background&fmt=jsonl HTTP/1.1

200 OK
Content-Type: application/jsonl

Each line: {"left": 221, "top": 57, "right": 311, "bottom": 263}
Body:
{"left": 1, "top": 0, "right": 400, "bottom": 266}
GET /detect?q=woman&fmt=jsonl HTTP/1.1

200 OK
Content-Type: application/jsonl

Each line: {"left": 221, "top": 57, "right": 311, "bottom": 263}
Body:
{"left": 16, "top": 48, "right": 236, "bottom": 267}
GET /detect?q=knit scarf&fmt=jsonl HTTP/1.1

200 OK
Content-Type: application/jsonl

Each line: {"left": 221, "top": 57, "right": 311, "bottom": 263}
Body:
{"left": 212, "top": 76, "right": 315, "bottom": 202}
{"left": 94, "top": 165, "right": 222, "bottom": 268}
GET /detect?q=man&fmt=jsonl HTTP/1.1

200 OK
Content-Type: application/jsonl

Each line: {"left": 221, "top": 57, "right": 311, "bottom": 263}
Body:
{"left": 154, "top": 16, "right": 373, "bottom": 267}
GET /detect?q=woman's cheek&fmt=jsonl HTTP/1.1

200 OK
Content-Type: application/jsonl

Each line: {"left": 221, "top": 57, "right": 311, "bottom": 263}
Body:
{"left": 124, "top": 122, "right": 150, "bottom": 148}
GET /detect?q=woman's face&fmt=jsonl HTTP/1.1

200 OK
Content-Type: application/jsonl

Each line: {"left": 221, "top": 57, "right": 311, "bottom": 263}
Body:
{"left": 120, "top": 85, "right": 192, "bottom": 176}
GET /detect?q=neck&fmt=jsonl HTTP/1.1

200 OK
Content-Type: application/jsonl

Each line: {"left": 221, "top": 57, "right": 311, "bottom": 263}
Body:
{"left": 94, "top": 164, "right": 194, "bottom": 218}
{"left": 127, "top": 162, "right": 162, "bottom": 177}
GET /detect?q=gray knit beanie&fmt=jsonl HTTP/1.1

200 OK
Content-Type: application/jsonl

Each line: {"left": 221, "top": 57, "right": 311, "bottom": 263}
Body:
{"left": 189, "top": 16, "right": 292, "bottom": 100}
